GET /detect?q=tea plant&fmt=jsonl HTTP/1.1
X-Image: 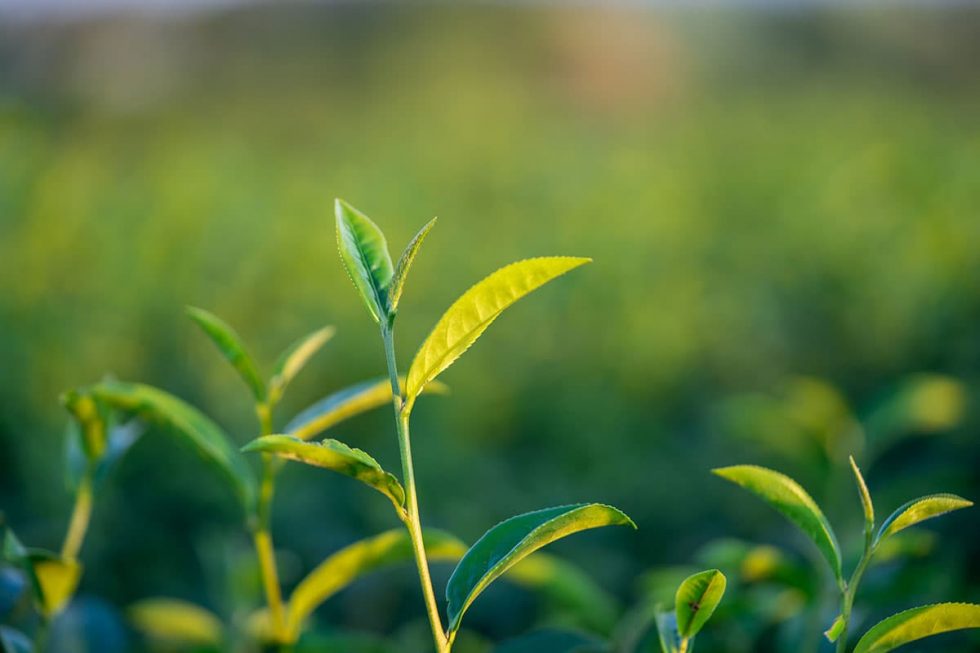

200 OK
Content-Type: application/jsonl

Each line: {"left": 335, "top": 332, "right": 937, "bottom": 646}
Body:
{"left": 715, "top": 458, "right": 980, "bottom": 652}
{"left": 241, "top": 200, "right": 636, "bottom": 653}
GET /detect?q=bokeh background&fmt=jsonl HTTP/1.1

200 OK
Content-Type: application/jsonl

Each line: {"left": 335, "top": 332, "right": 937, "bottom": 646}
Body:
{"left": 2, "top": 1, "right": 980, "bottom": 651}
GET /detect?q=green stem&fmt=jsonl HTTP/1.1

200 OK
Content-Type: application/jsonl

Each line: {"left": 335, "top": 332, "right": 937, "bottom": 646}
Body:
{"left": 253, "top": 403, "right": 287, "bottom": 642}
{"left": 61, "top": 475, "right": 94, "bottom": 560}
{"left": 678, "top": 637, "right": 689, "bottom": 653}
{"left": 836, "top": 544, "right": 875, "bottom": 653}
{"left": 382, "top": 326, "right": 449, "bottom": 653}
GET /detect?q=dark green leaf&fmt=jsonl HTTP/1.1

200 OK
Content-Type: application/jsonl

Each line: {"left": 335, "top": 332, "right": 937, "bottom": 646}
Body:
{"left": 186, "top": 306, "right": 266, "bottom": 401}
{"left": 675, "top": 569, "right": 726, "bottom": 639}
{"left": 875, "top": 494, "right": 972, "bottom": 545}
{"left": 387, "top": 217, "right": 437, "bottom": 316}
{"left": 335, "top": 199, "right": 394, "bottom": 324}
{"left": 853, "top": 603, "right": 980, "bottom": 653}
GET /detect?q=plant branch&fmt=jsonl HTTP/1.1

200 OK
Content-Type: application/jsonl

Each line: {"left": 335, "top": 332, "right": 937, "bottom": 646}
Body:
{"left": 61, "top": 474, "right": 94, "bottom": 561}
{"left": 835, "top": 541, "right": 876, "bottom": 653}
{"left": 253, "top": 402, "right": 287, "bottom": 642}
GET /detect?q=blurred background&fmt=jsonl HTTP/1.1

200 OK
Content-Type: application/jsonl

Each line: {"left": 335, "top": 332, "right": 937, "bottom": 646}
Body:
{"left": 1, "top": 1, "right": 979, "bottom": 651}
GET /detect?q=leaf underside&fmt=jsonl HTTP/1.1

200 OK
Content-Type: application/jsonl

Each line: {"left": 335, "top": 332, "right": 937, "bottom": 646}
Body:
{"left": 853, "top": 603, "right": 980, "bottom": 653}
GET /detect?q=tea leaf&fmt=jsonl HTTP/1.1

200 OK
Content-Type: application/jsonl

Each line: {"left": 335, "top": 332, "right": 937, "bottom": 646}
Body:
{"left": 675, "top": 569, "right": 726, "bottom": 639}
{"left": 61, "top": 390, "right": 107, "bottom": 461}
{"left": 713, "top": 465, "right": 842, "bottom": 583}
{"left": 0, "top": 626, "right": 32, "bottom": 653}
{"left": 284, "top": 377, "right": 447, "bottom": 442}
{"left": 824, "top": 614, "right": 846, "bottom": 642}
{"left": 445, "top": 503, "right": 634, "bottom": 637}
{"left": 849, "top": 456, "right": 875, "bottom": 538}
{"left": 268, "top": 326, "right": 335, "bottom": 405}
{"left": 242, "top": 435, "right": 405, "bottom": 512}
{"left": 387, "top": 217, "right": 437, "bottom": 317}
{"left": 853, "top": 603, "right": 980, "bottom": 653}
{"left": 335, "top": 199, "right": 394, "bottom": 324}
{"left": 654, "top": 609, "right": 682, "bottom": 653}
{"left": 29, "top": 552, "right": 81, "bottom": 617}
{"left": 128, "top": 598, "right": 224, "bottom": 647}
{"left": 186, "top": 307, "right": 266, "bottom": 401}
{"left": 406, "top": 257, "right": 590, "bottom": 403}
{"left": 87, "top": 380, "right": 256, "bottom": 512}
{"left": 875, "top": 494, "right": 972, "bottom": 545}
{"left": 285, "top": 529, "right": 465, "bottom": 641}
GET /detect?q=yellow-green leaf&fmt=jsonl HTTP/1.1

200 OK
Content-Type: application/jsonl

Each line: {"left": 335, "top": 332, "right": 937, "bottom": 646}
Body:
{"left": 61, "top": 390, "right": 107, "bottom": 461}
{"left": 30, "top": 553, "right": 82, "bottom": 617}
{"left": 405, "top": 257, "right": 590, "bottom": 403}
{"left": 675, "top": 569, "right": 726, "bottom": 639}
{"left": 850, "top": 456, "right": 875, "bottom": 539}
{"left": 853, "top": 603, "right": 980, "bottom": 653}
{"left": 284, "top": 529, "right": 465, "bottom": 641}
{"left": 445, "top": 503, "right": 634, "bottom": 637}
{"left": 242, "top": 435, "right": 404, "bottom": 512}
{"left": 387, "top": 217, "right": 437, "bottom": 316}
{"left": 713, "top": 465, "right": 842, "bottom": 583}
{"left": 875, "top": 494, "right": 972, "bottom": 545}
{"left": 186, "top": 306, "right": 266, "bottom": 401}
{"left": 335, "top": 199, "right": 393, "bottom": 324}
{"left": 825, "top": 614, "right": 846, "bottom": 642}
{"left": 128, "top": 598, "right": 224, "bottom": 647}
{"left": 268, "top": 326, "right": 335, "bottom": 405}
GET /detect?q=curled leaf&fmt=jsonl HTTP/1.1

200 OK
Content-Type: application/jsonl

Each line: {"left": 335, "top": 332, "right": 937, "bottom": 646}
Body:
{"left": 387, "top": 217, "right": 437, "bottom": 316}
{"left": 849, "top": 456, "right": 875, "bottom": 539}
{"left": 186, "top": 306, "right": 266, "bottom": 401}
{"left": 268, "top": 326, "right": 335, "bottom": 405}
{"left": 875, "top": 494, "right": 972, "bottom": 545}
{"left": 853, "top": 603, "right": 980, "bottom": 653}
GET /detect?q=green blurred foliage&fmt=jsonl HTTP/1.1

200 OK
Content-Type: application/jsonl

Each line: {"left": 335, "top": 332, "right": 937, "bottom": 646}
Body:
{"left": 1, "top": 3, "right": 980, "bottom": 651}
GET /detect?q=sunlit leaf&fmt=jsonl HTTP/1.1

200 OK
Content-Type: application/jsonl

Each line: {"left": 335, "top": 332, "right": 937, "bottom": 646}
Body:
{"left": 675, "top": 569, "right": 726, "bottom": 639}
{"left": 853, "top": 603, "right": 980, "bottom": 653}
{"left": 86, "top": 380, "right": 256, "bottom": 512}
{"left": 445, "top": 503, "right": 634, "bottom": 637}
{"left": 387, "top": 217, "right": 437, "bottom": 316}
{"left": 268, "top": 326, "right": 335, "bottom": 405}
{"left": 186, "top": 306, "right": 266, "bottom": 401}
{"left": 825, "top": 614, "right": 846, "bottom": 642}
{"left": 335, "top": 199, "right": 394, "bottom": 324}
{"left": 406, "top": 257, "right": 590, "bottom": 403}
{"left": 284, "top": 529, "right": 465, "bottom": 641}
{"left": 875, "top": 494, "right": 972, "bottom": 545}
{"left": 128, "top": 598, "right": 224, "bottom": 647}
{"left": 284, "top": 377, "right": 447, "bottom": 442}
{"left": 29, "top": 552, "right": 81, "bottom": 617}
{"left": 849, "top": 456, "right": 875, "bottom": 539}
{"left": 713, "top": 465, "right": 842, "bottom": 583}
{"left": 242, "top": 435, "right": 404, "bottom": 512}
{"left": 0, "top": 626, "right": 32, "bottom": 653}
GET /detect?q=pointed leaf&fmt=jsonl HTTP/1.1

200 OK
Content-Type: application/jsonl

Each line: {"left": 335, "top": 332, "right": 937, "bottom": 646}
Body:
{"left": 86, "top": 380, "right": 256, "bottom": 512}
{"left": 128, "top": 598, "right": 224, "bottom": 647}
{"left": 825, "top": 614, "right": 846, "bottom": 642}
{"left": 243, "top": 435, "right": 405, "bottom": 512}
{"left": 875, "top": 494, "right": 972, "bottom": 545}
{"left": 387, "top": 217, "right": 437, "bottom": 316}
{"left": 445, "top": 503, "right": 634, "bottom": 636}
{"left": 713, "top": 465, "right": 842, "bottom": 583}
{"left": 850, "top": 456, "right": 875, "bottom": 539}
{"left": 29, "top": 552, "right": 81, "bottom": 617}
{"left": 675, "top": 569, "right": 726, "bottom": 638}
{"left": 654, "top": 609, "right": 682, "bottom": 653}
{"left": 335, "top": 199, "right": 394, "bottom": 324}
{"left": 406, "top": 257, "right": 590, "bottom": 403}
{"left": 186, "top": 307, "right": 266, "bottom": 400}
{"left": 268, "top": 326, "right": 336, "bottom": 404}
{"left": 853, "top": 603, "right": 980, "bottom": 653}
{"left": 284, "top": 377, "right": 447, "bottom": 442}
{"left": 285, "top": 529, "right": 465, "bottom": 641}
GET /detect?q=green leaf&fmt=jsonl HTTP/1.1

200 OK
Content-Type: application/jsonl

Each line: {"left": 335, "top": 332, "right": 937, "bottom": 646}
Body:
{"left": 850, "top": 455, "right": 875, "bottom": 539}
{"left": 128, "top": 598, "right": 224, "bottom": 647}
{"left": 28, "top": 552, "right": 82, "bottom": 617}
{"left": 284, "top": 529, "right": 465, "bottom": 641}
{"left": 284, "top": 377, "right": 447, "bottom": 442}
{"left": 675, "top": 569, "right": 726, "bottom": 639}
{"left": 875, "top": 494, "right": 972, "bottom": 545}
{"left": 0, "top": 626, "right": 32, "bottom": 653}
{"left": 853, "top": 603, "right": 980, "bottom": 653}
{"left": 242, "top": 435, "right": 405, "bottom": 512}
{"left": 387, "top": 217, "right": 437, "bottom": 316}
{"left": 61, "top": 390, "right": 107, "bottom": 461}
{"left": 268, "top": 326, "right": 335, "bottom": 405}
{"left": 445, "top": 503, "right": 634, "bottom": 637}
{"left": 825, "top": 614, "right": 846, "bottom": 642}
{"left": 186, "top": 306, "right": 266, "bottom": 401}
{"left": 713, "top": 465, "right": 842, "bottom": 583}
{"left": 654, "top": 609, "right": 682, "bottom": 653}
{"left": 405, "top": 257, "right": 590, "bottom": 403}
{"left": 86, "top": 380, "right": 256, "bottom": 512}
{"left": 335, "top": 199, "right": 394, "bottom": 324}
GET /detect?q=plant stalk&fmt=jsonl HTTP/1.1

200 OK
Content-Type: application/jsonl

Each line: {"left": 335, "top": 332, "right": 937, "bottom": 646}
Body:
{"left": 253, "top": 403, "right": 287, "bottom": 642}
{"left": 835, "top": 543, "right": 875, "bottom": 653}
{"left": 382, "top": 326, "right": 449, "bottom": 653}
{"left": 61, "top": 475, "right": 94, "bottom": 560}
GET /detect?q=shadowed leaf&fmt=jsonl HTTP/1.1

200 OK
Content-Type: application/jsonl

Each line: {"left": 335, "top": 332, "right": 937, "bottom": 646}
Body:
{"left": 186, "top": 306, "right": 266, "bottom": 401}
{"left": 268, "top": 326, "right": 335, "bottom": 405}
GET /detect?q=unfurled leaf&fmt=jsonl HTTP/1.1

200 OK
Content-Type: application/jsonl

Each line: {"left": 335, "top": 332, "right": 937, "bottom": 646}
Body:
{"left": 675, "top": 569, "right": 726, "bottom": 639}
{"left": 713, "top": 465, "right": 842, "bottom": 583}
{"left": 284, "top": 377, "right": 447, "bottom": 442}
{"left": 29, "top": 553, "right": 81, "bottom": 617}
{"left": 0, "top": 626, "right": 32, "bottom": 653}
{"left": 268, "top": 326, "right": 335, "bottom": 405}
{"left": 186, "top": 307, "right": 266, "bottom": 401}
{"left": 824, "top": 614, "right": 846, "bottom": 642}
{"left": 875, "top": 494, "right": 972, "bottom": 545}
{"left": 285, "top": 529, "right": 465, "bottom": 641}
{"left": 850, "top": 456, "right": 875, "bottom": 539}
{"left": 445, "top": 503, "right": 634, "bottom": 637}
{"left": 406, "top": 257, "right": 590, "bottom": 403}
{"left": 654, "top": 609, "right": 682, "bottom": 653}
{"left": 242, "top": 435, "right": 405, "bottom": 512}
{"left": 853, "top": 603, "right": 980, "bottom": 653}
{"left": 335, "top": 199, "right": 394, "bottom": 324}
{"left": 86, "top": 380, "right": 256, "bottom": 512}
{"left": 387, "top": 217, "right": 437, "bottom": 316}
{"left": 128, "top": 598, "right": 224, "bottom": 646}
